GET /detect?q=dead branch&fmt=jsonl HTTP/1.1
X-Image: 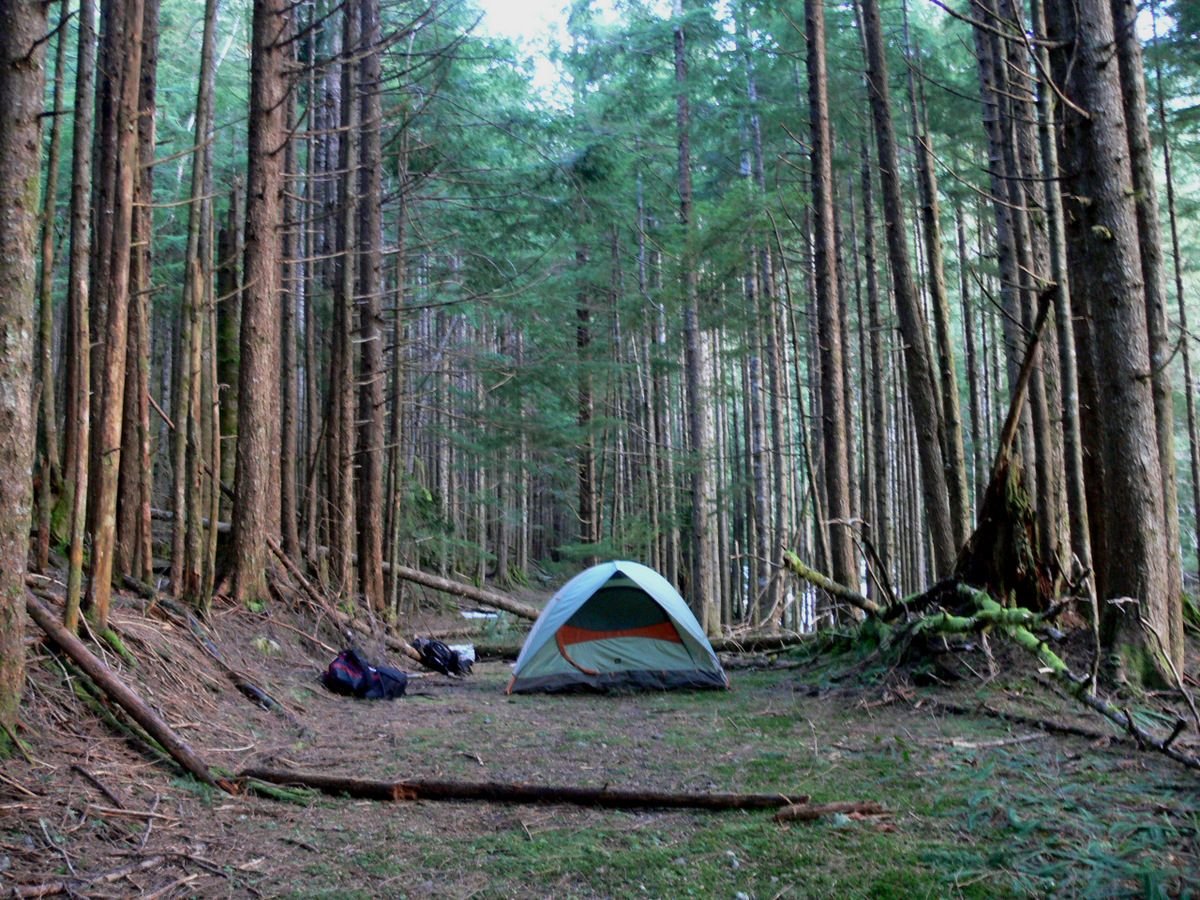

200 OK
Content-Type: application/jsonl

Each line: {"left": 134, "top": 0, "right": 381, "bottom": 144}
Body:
{"left": 774, "top": 800, "right": 886, "bottom": 823}
{"left": 11, "top": 856, "right": 166, "bottom": 899}
{"left": 782, "top": 551, "right": 881, "bottom": 617}
{"left": 70, "top": 764, "right": 127, "bottom": 808}
{"left": 24, "top": 592, "right": 227, "bottom": 791}
{"left": 238, "top": 767, "right": 805, "bottom": 811}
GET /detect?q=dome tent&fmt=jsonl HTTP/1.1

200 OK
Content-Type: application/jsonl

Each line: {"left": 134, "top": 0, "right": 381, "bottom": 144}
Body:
{"left": 506, "top": 561, "right": 728, "bottom": 693}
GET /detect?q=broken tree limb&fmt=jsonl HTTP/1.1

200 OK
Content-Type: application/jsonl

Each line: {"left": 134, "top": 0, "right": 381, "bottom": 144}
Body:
{"left": 237, "top": 768, "right": 805, "bottom": 811}
{"left": 949, "top": 584, "right": 1200, "bottom": 771}
{"left": 774, "top": 800, "right": 886, "bottom": 823}
{"left": 388, "top": 564, "right": 540, "bottom": 621}
{"left": 783, "top": 551, "right": 881, "bottom": 617}
{"left": 25, "top": 592, "right": 225, "bottom": 790}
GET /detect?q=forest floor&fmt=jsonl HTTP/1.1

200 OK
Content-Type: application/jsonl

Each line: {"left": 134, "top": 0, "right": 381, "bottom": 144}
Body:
{"left": 1, "top": 581, "right": 1198, "bottom": 898}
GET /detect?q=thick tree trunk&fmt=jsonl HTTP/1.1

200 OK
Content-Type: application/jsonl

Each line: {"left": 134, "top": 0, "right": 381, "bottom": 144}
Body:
{"left": 1046, "top": 0, "right": 1177, "bottom": 684}
{"left": 0, "top": 0, "right": 47, "bottom": 728}
{"left": 233, "top": 0, "right": 288, "bottom": 602}
{"left": 1110, "top": 0, "right": 1183, "bottom": 663}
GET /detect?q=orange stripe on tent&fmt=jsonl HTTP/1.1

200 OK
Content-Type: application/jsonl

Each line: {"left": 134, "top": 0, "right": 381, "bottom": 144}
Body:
{"left": 555, "top": 630, "right": 600, "bottom": 675}
{"left": 556, "top": 620, "right": 683, "bottom": 647}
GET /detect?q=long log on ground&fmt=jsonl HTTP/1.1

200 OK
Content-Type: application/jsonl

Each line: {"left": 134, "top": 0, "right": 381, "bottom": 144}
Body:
{"left": 388, "top": 564, "right": 541, "bottom": 621}
{"left": 238, "top": 768, "right": 805, "bottom": 811}
{"left": 774, "top": 800, "right": 885, "bottom": 823}
{"left": 710, "top": 633, "right": 812, "bottom": 654}
{"left": 25, "top": 593, "right": 223, "bottom": 790}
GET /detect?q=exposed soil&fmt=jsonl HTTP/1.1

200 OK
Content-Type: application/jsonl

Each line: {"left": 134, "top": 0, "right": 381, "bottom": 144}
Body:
{"left": 2, "top": 581, "right": 1198, "bottom": 898}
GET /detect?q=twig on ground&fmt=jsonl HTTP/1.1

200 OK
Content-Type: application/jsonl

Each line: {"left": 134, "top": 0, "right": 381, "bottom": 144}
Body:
{"left": 38, "top": 818, "right": 77, "bottom": 878}
{"left": 0, "top": 770, "right": 39, "bottom": 797}
{"left": 70, "top": 763, "right": 127, "bottom": 808}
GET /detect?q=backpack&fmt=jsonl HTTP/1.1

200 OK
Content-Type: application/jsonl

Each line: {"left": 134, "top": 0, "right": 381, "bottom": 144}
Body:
{"left": 322, "top": 648, "right": 408, "bottom": 700}
{"left": 412, "top": 637, "right": 473, "bottom": 676}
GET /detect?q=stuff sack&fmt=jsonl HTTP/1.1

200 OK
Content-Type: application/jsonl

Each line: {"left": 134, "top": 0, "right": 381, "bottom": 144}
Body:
{"left": 412, "top": 637, "right": 473, "bottom": 676}
{"left": 322, "top": 648, "right": 407, "bottom": 700}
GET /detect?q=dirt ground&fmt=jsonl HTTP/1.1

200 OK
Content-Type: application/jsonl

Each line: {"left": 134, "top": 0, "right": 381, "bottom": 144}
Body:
{"left": 2, "top": 584, "right": 1198, "bottom": 898}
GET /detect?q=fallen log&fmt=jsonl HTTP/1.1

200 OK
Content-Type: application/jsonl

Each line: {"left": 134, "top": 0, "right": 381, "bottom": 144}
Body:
{"left": 25, "top": 592, "right": 224, "bottom": 791}
{"left": 388, "top": 564, "right": 541, "bottom": 621}
{"left": 710, "top": 633, "right": 813, "bottom": 654}
{"left": 238, "top": 767, "right": 805, "bottom": 811}
{"left": 774, "top": 800, "right": 885, "bottom": 823}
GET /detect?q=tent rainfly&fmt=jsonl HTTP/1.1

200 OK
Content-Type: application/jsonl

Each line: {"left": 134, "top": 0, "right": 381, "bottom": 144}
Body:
{"left": 506, "top": 561, "right": 729, "bottom": 693}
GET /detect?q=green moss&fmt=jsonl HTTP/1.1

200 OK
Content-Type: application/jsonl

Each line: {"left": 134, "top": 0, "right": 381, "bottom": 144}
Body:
{"left": 100, "top": 627, "right": 137, "bottom": 667}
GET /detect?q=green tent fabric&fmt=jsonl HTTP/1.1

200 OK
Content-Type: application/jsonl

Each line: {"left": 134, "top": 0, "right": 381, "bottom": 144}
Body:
{"left": 506, "top": 561, "right": 728, "bottom": 693}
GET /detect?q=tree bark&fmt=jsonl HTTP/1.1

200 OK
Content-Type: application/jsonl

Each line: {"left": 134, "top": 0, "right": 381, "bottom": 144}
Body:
{"left": 1110, "top": 0, "right": 1183, "bottom": 664}
{"left": 1046, "top": 0, "right": 1177, "bottom": 684}
{"left": 63, "top": 0, "right": 96, "bottom": 632}
{"left": 355, "top": 0, "right": 384, "bottom": 610}
{"left": 35, "top": 0, "right": 69, "bottom": 573}
{"left": 84, "top": 0, "right": 144, "bottom": 631}
{"left": 116, "top": 0, "right": 157, "bottom": 585}
{"left": 0, "top": 0, "right": 47, "bottom": 728}
{"left": 233, "top": 0, "right": 288, "bottom": 602}
{"left": 807, "top": 0, "right": 856, "bottom": 594}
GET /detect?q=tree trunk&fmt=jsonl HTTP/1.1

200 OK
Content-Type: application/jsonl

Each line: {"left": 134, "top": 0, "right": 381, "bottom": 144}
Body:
{"left": 355, "top": 0, "right": 384, "bottom": 610}
{"left": 64, "top": 0, "right": 97, "bottom": 632}
{"left": 233, "top": 0, "right": 288, "bottom": 602}
{"left": 1110, "top": 0, "right": 1183, "bottom": 664}
{"left": 807, "top": 0, "right": 856, "bottom": 594}
{"left": 1151, "top": 2, "right": 1200, "bottom": 593}
{"left": 280, "top": 92, "right": 300, "bottom": 563}
{"left": 0, "top": 0, "right": 48, "bottom": 728}
{"left": 35, "top": 0, "right": 69, "bottom": 573}
{"left": 84, "top": 0, "right": 144, "bottom": 631}
{"left": 956, "top": 206, "right": 985, "bottom": 512}
{"left": 857, "top": 0, "right": 955, "bottom": 576}
{"left": 216, "top": 183, "right": 241, "bottom": 518}
{"left": 328, "top": 3, "right": 359, "bottom": 597}
{"left": 904, "top": 35, "right": 970, "bottom": 546}
{"left": 116, "top": 0, "right": 157, "bottom": 585}
{"left": 674, "top": 0, "right": 715, "bottom": 632}
{"left": 1046, "top": 0, "right": 1177, "bottom": 685}
{"left": 859, "top": 140, "right": 892, "bottom": 590}
{"left": 1030, "top": 0, "right": 1094, "bottom": 613}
